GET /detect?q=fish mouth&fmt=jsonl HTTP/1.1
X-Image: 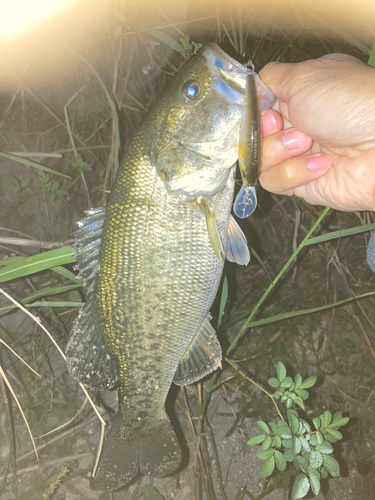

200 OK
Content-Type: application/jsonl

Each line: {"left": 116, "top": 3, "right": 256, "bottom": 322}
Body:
{"left": 201, "top": 43, "right": 248, "bottom": 105}
{"left": 202, "top": 43, "right": 275, "bottom": 110}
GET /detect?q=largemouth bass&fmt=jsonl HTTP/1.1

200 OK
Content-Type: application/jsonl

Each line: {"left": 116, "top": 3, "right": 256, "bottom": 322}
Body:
{"left": 66, "top": 43, "right": 275, "bottom": 492}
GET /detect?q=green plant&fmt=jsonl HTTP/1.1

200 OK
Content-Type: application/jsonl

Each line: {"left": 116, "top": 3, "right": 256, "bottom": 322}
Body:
{"left": 247, "top": 362, "right": 349, "bottom": 499}
{"left": 38, "top": 172, "right": 69, "bottom": 201}
{"left": 1, "top": 174, "right": 31, "bottom": 194}
{"left": 71, "top": 154, "right": 92, "bottom": 173}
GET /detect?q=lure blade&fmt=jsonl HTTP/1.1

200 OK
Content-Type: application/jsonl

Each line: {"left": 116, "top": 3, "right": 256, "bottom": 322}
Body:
{"left": 234, "top": 185, "right": 257, "bottom": 218}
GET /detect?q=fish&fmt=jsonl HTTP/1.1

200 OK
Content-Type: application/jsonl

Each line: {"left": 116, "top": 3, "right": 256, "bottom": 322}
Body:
{"left": 65, "top": 42, "right": 275, "bottom": 492}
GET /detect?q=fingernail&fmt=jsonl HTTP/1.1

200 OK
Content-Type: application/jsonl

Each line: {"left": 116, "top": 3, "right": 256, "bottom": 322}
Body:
{"left": 307, "top": 154, "right": 332, "bottom": 172}
{"left": 282, "top": 128, "right": 311, "bottom": 149}
{"left": 262, "top": 110, "right": 278, "bottom": 136}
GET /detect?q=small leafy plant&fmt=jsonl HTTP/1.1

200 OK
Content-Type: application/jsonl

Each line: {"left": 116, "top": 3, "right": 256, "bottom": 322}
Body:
{"left": 247, "top": 362, "right": 349, "bottom": 499}
{"left": 38, "top": 172, "right": 69, "bottom": 201}
{"left": 2, "top": 174, "right": 31, "bottom": 194}
{"left": 71, "top": 154, "right": 92, "bottom": 173}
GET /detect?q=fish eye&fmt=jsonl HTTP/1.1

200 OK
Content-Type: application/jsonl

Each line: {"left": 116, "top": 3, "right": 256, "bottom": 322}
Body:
{"left": 182, "top": 80, "right": 202, "bottom": 100}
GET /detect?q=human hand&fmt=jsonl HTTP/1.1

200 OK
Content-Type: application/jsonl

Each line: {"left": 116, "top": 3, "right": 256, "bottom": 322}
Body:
{"left": 259, "top": 54, "right": 375, "bottom": 211}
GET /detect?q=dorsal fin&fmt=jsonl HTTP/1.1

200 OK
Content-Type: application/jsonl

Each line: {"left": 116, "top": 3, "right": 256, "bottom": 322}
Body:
{"left": 66, "top": 208, "right": 117, "bottom": 390}
{"left": 73, "top": 208, "right": 105, "bottom": 294}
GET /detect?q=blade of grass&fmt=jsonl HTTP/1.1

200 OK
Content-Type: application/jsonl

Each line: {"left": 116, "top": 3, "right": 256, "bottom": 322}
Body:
{"left": 133, "top": 23, "right": 186, "bottom": 54}
{"left": 0, "top": 301, "right": 83, "bottom": 316}
{"left": 230, "top": 291, "right": 375, "bottom": 330}
{"left": 0, "top": 362, "right": 39, "bottom": 460}
{"left": 226, "top": 207, "right": 330, "bottom": 355}
{"left": 368, "top": 42, "right": 375, "bottom": 67}
{"left": 0, "top": 152, "right": 70, "bottom": 179}
{"left": 0, "top": 285, "right": 81, "bottom": 317}
{"left": 0, "top": 247, "right": 76, "bottom": 283}
{"left": 218, "top": 275, "right": 228, "bottom": 328}
{"left": 304, "top": 223, "right": 375, "bottom": 246}
{"left": 51, "top": 266, "right": 81, "bottom": 284}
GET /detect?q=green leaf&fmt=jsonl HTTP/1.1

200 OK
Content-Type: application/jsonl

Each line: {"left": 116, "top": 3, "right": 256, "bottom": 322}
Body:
{"left": 331, "top": 417, "right": 349, "bottom": 428}
{"left": 143, "top": 484, "right": 165, "bottom": 500}
{"left": 0, "top": 152, "right": 70, "bottom": 178}
{"left": 257, "top": 421, "right": 270, "bottom": 434}
{"left": 294, "top": 373, "right": 302, "bottom": 389}
{"left": 315, "top": 441, "right": 333, "bottom": 454}
{"left": 51, "top": 181, "right": 60, "bottom": 192}
{"left": 272, "top": 436, "right": 282, "bottom": 448}
{"left": 268, "top": 377, "right": 279, "bottom": 388}
{"left": 247, "top": 434, "right": 266, "bottom": 446}
{"left": 280, "top": 376, "right": 293, "bottom": 388}
{"left": 286, "top": 398, "right": 292, "bottom": 409}
{"left": 332, "top": 411, "right": 342, "bottom": 423}
{"left": 299, "top": 437, "right": 311, "bottom": 452}
{"left": 325, "top": 428, "right": 343, "bottom": 440}
{"left": 322, "top": 411, "right": 332, "bottom": 428}
{"left": 322, "top": 455, "right": 340, "bottom": 477}
{"left": 217, "top": 275, "right": 228, "bottom": 327}
{"left": 51, "top": 266, "right": 81, "bottom": 283}
{"left": 312, "top": 417, "right": 321, "bottom": 430}
{"left": 274, "top": 426, "right": 292, "bottom": 438}
{"left": 282, "top": 438, "right": 293, "bottom": 449}
{"left": 287, "top": 410, "right": 299, "bottom": 434}
{"left": 316, "top": 432, "right": 324, "bottom": 445}
{"left": 276, "top": 361, "right": 286, "bottom": 382}
{"left": 56, "top": 189, "right": 69, "bottom": 197}
{"left": 309, "top": 434, "right": 317, "bottom": 447}
{"left": 299, "top": 376, "right": 317, "bottom": 389}
{"left": 368, "top": 41, "right": 375, "bottom": 67}
{"left": 309, "top": 450, "right": 323, "bottom": 469}
{"left": 0, "top": 256, "right": 24, "bottom": 266}
{"left": 295, "top": 389, "right": 309, "bottom": 400}
{"left": 292, "top": 436, "right": 302, "bottom": 455}
{"left": 269, "top": 422, "right": 277, "bottom": 432}
{"left": 324, "top": 433, "right": 338, "bottom": 443}
{"left": 294, "top": 455, "right": 308, "bottom": 473}
{"left": 21, "top": 177, "right": 31, "bottom": 188}
{"left": 292, "top": 473, "right": 310, "bottom": 499}
{"left": 0, "top": 247, "right": 76, "bottom": 282}
{"left": 261, "top": 435, "right": 272, "bottom": 450}
{"left": 320, "top": 466, "right": 328, "bottom": 479}
{"left": 293, "top": 398, "right": 305, "bottom": 411}
{"left": 284, "top": 449, "right": 295, "bottom": 462}
{"left": 261, "top": 456, "right": 275, "bottom": 478}
{"left": 307, "top": 467, "right": 321, "bottom": 496}
{"left": 256, "top": 448, "right": 273, "bottom": 461}
{"left": 275, "top": 450, "right": 286, "bottom": 471}
{"left": 2, "top": 174, "right": 20, "bottom": 187}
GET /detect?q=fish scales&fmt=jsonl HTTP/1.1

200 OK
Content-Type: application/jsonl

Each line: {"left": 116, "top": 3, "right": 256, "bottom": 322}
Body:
{"left": 65, "top": 43, "right": 275, "bottom": 491}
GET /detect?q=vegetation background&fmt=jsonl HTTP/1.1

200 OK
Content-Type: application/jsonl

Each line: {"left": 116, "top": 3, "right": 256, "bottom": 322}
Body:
{"left": 0, "top": 0, "right": 374, "bottom": 499}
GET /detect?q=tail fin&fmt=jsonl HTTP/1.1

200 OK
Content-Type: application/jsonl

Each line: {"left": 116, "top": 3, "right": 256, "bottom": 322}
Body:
{"left": 90, "top": 413, "right": 182, "bottom": 491}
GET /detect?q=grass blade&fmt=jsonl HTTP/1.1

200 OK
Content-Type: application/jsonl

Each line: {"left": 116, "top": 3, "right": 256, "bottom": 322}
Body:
{"left": 0, "top": 248, "right": 76, "bottom": 283}
{"left": 0, "top": 152, "right": 70, "bottom": 179}
{"left": 304, "top": 223, "right": 375, "bottom": 246}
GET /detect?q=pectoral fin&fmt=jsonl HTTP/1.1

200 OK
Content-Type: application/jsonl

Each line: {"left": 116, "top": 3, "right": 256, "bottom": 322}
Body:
{"left": 173, "top": 315, "right": 222, "bottom": 386}
{"left": 226, "top": 216, "right": 250, "bottom": 265}
{"left": 198, "top": 197, "right": 224, "bottom": 261}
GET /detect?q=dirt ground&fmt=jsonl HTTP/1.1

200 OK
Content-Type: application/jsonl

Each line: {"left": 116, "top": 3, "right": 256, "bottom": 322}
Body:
{"left": 1, "top": 3, "right": 375, "bottom": 499}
